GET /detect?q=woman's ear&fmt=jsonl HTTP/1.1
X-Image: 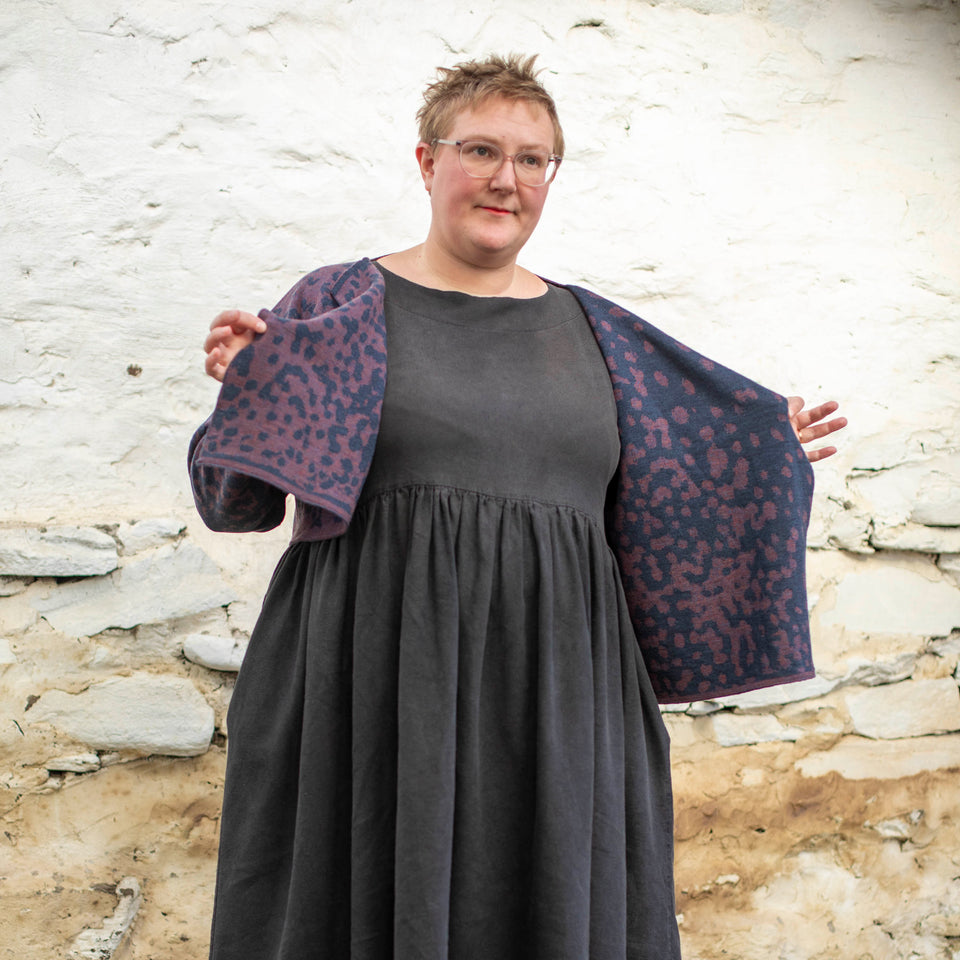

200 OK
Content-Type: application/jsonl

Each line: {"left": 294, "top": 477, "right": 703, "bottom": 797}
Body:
{"left": 416, "top": 141, "right": 435, "bottom": 193}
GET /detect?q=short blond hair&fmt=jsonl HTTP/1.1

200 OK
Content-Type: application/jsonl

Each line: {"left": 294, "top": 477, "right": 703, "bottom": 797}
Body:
{"left": 417, "top": 53, "right": 565, "bottom": 158}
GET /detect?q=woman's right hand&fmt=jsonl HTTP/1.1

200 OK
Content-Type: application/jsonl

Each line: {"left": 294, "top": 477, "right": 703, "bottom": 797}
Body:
{"left": 204, "top": 310, "right": 268, "bottom": 382}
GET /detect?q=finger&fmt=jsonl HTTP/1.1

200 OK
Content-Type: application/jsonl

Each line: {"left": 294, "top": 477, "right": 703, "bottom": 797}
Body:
{"left": 204, "top": 347, "right": 226, "bottom": 382}
{"left": 210, "top": 309, "right": 254, "bottom": 330}
{"left": 203, "top": 325, "right": 235, "bottom": 355}
{"left": 797, "top": 416, "right": 847, "bottom": 443}
{"left": 203, "top": 324, "right": 262, "bottom": 356}
{"left": 820, "top": 415, "right": 847, "bottom": 437}
{"left": 796, "top": 400, "right": 841, "bottom": 429}
{"left": 210, "top": 309, "right": 243, "bottom": 332}
{"left": 805, "top": 445, "right": 838, "bottom": 463}
{"left": 210, "top": 309, "right": 267, "bottom": 335}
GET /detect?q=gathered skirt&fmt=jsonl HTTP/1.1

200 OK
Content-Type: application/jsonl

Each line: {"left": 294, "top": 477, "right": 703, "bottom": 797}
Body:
{"left": 210, "top": 486, "right": 679, "bottom": 960}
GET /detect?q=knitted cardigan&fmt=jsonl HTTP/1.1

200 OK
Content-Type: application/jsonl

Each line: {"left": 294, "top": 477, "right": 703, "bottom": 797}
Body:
{"left": 189, "top": 258, "right": 815, "bottom": 703}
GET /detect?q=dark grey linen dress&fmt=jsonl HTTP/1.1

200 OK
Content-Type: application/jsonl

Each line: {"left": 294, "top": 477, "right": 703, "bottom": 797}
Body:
{"left": 208, "top": 266, "right": 681, "bottom": 960}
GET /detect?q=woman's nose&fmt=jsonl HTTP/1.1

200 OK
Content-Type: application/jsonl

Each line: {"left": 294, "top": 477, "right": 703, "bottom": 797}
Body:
{"left": 488, "top": 156, "right": 518, "bottom": 191}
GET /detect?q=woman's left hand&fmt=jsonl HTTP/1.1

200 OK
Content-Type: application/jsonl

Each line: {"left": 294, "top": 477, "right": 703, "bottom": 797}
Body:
{"left": 787, "top": 397, "right": 847, "bottom": 463}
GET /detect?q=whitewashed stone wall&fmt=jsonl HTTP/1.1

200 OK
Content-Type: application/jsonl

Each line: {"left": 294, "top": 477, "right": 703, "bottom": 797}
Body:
{"left": 2, "top": 1, "right": 958, "bottom": 957}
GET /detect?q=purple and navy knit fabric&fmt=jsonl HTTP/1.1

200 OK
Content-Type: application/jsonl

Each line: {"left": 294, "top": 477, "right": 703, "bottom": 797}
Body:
{"left": 190, "top": 258, "right": 815, "bottom": 702}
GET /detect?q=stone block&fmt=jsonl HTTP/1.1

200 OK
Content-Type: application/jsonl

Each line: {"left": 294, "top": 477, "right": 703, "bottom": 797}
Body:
{"left": 929, "top": 633, "right": 960, "bottom": 660}
{"left": 0, "top": 593, "right": 38, "bottom": 634}
{"left": 846, "top": 678, "right": 960, "bottom": 739}
{"left": 939, "top": 554, "right": 960, "bottom": 586}
{"left": 910, "top": 459, "right": 960, "bottom": 527}
{"left": 827, "top": 510, "right": 874, "bottom": 553}
{"left": 821, "top": 565, "right": 960, "bottom": 637}
{"left": 0, "top": 526, "right": 118, "bottom": 577}
{"left": 796, "top": 733, "right": 960, "bottom": 780}
{"left": 116, "top": 517, "right": 185, "bottom": 554}
{"left": 68, "top": 877, "right": 141, "bottom": 960}
{"left": 871, "top": 523, "right": 960, "bottom": 553}
{"left": 32, "top": 674, "right": 215, "bottom": 757}
{"left": 45, "top": 753, "right": 101, "bottom": 773}
{"left": 0, "top": 577, "right": 27, "bottom": 597}
{"left": 182, "top": 633, "right": 248, "bottom": 672}
{"left": 777, "top": 698, "right": 846, "bottom": 736}
{"left": 866, "top": 810, "right": 925, "bottom": 843}
{"left": 32, "top": 542, "right": 236, "bottom": 636}
{"left": 832, "top": 652, "right": 917, "bottom": 688}
{"left": 713, "top": 674, "right": 838, "bottom": 711}
{"left": 708, "top": 712, "right": 803, "bottom": 746}
{"left": 808, "top": 503, "right": 873, "bottom": 553}
{"left": 850, "top": 454, "right": 960, "bottom": 529}
{"left": 686, "top": 700, "right": 724, "bottom": 717}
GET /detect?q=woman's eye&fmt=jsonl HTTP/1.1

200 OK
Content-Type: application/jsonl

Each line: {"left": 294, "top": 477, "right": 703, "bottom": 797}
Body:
{"left": 519, "top": 154, "right": 545, "bottom": 168}
{"left": 469, "top": 143, "right": 496, "bottom": 159}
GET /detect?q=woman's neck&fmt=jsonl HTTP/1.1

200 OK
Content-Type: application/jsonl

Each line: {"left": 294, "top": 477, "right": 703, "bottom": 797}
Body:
{"left": 376, "top": 244, "right": 547, "bottom": 298}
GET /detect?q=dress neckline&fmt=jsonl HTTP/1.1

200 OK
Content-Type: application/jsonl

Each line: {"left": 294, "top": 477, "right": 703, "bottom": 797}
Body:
{"left": 373, "top": 261, "right": 551, "bottom": 302}
{"left": 375, "top": 261, "right": 581, "bottom": 333}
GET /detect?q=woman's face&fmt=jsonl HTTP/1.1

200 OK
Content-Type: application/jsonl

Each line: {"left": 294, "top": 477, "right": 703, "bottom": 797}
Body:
{"left": 417, "top": 96, "right": 556, "bottom": 270}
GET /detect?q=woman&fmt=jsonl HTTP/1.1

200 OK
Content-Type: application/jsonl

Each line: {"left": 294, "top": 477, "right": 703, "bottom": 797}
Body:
{"left": 191, "top": 54, "right": 844, "bottom": 960}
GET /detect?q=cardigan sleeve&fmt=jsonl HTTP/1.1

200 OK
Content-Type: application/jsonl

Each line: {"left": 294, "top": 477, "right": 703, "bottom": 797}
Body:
{"left": 188, "top": 417, "right": 288, "bottom": 533}
{"left": 186, "top": 259, "right": 387, "bottom": 539}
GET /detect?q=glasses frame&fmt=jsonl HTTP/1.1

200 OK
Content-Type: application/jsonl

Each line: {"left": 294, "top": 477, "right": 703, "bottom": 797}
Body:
{"left": 432, "top": 139, "right": 561, "bottom": 187}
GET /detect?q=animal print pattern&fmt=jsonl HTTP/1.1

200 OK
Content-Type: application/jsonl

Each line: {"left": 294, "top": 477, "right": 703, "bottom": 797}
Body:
{"left": 571, "top": 287, "right": 814, "bottom": 702}
{"left": 190, "top": 262, "right": 388, "bottom": 540}
{"left": 190, "top": 259, "right": 814, "bottom": 702}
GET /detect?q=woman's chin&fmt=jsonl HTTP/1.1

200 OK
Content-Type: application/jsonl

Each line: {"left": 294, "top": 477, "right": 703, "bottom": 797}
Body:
{"left": 464, "top": 229, "right": 528, "bottom": 263}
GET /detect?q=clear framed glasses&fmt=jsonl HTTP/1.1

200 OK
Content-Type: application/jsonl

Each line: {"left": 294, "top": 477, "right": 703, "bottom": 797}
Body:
{"left": 433, "top": 139, "right": 561, "bottom": 187}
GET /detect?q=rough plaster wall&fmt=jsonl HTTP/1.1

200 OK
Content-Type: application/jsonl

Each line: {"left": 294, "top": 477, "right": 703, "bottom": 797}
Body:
{"left": 1, "top": 0, "right": 959, "bottom": 957}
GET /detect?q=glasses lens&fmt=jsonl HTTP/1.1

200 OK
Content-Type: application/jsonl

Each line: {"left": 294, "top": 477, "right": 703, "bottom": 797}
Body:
{"left": 514, "top": 152, "right": 553, "bottom": 186}
{"left": 457, "top": 141, "right": 557, "bottom": 186}
{"left": 459, "top": 141, "right": 502, "bottom": 178}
